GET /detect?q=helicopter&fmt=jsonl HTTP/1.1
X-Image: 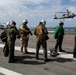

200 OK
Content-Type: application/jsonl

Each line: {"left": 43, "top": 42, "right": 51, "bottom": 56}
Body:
{"left": 54, "top": 9, "right": 76, "bottom": 19}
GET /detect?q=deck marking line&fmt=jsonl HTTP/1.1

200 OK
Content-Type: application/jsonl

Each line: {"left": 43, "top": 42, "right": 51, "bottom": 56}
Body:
{"left": 0, "top": 44, "right": 75, "bottom": 60}
{"left": 0, "top": 67, "right": 23, "bottom": 75}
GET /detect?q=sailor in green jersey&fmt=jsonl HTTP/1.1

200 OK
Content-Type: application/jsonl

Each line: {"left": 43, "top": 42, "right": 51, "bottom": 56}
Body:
{"left": 54, "top": 21, "right": 65, "bottom": 54}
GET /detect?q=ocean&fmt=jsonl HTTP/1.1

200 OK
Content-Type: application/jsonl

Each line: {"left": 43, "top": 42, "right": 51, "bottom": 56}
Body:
{"left": 30, "top": 27, "right": 75, "bottom": 31}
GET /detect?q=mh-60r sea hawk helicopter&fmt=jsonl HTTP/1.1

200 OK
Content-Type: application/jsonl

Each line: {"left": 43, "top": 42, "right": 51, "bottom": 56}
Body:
{"left": 54, "top": 9, "right": 76, "bottom": 19}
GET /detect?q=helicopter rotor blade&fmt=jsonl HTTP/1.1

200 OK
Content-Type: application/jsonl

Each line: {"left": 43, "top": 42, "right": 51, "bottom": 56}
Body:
{"left": 55, "top": 12, "right": 67, "bottom": 13}
{"left": 66, "top": 9, "right": 70, "bottom": 13}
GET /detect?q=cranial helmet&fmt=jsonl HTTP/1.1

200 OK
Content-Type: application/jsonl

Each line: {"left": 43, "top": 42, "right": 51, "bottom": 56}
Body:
{"left": 6, "top": 21, "right": 11, "bottom": 28}
{"left": 40, "top": 20, "right": 46, "bottom": 25}
{"left": 23, "top": 19, "right": 28, "bottom": 23}
{"left": 10, "top": 20, "right": 16, "bottom": 26}
{"left": 59, "top": 21, "right": 64, "bottom": 25}
{"left": 6, "top": 21, "right": 10, "bottom": 25}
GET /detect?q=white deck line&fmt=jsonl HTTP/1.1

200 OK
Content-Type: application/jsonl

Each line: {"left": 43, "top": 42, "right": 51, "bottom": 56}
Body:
{"left": 0, "top": 44, "right": 75, "bottom": 60}
{"left": 0, "top": 67, "right": 23, "bottom": 75}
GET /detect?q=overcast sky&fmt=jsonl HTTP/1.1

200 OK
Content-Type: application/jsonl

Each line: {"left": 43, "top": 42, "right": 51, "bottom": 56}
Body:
{"left": 0, "top": 0, "right": 76, "bottom": 27}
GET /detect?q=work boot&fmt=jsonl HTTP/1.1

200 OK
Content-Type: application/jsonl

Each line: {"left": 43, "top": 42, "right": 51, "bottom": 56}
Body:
{"left": 23, "top": 50, "right": 29, "bottom": 54}
{"left": 21, "top": 50, "right": 23, "bottom": 53}
{"left": 73, "top": 55, "right": 76, "bottom": 58}
{"left": 8, "top": 58, "right": 17, "bottom": 63}
{"left": 59, "top": 50, "right": 65, "bottom": 52}
{"left": 44, "top": 59, "right": 49, "bottom": 62}
{"left": 8, "top": 59, "right": 15, "bottom": 63}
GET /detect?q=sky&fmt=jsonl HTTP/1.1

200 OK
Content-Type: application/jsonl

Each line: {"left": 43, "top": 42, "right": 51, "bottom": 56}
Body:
{"left": 0, "top": 0, "right": 76, "bottom": 27}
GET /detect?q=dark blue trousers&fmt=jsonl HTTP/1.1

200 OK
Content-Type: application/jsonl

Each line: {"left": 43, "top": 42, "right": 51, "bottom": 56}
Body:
{"left": 55, "top": 36, "right": 63, "bottom": 52}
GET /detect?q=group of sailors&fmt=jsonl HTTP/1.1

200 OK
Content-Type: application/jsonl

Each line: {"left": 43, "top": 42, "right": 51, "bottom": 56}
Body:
{"left": 1, "top": 19, "right": 76, "bottom": 63}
